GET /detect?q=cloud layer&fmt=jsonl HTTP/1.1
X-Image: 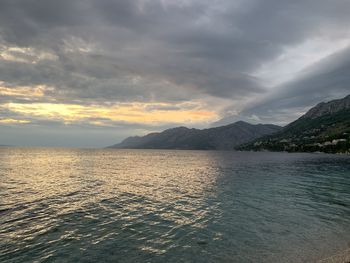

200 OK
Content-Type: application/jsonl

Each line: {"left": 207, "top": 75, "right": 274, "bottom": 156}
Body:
{"left": 1, "top": 0, "right": 350, "bottom": 146}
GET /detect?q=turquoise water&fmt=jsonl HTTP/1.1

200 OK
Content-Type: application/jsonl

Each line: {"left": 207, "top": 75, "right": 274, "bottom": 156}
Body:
{"left": 0, "top": 148, "right": 349, "bottom": 262}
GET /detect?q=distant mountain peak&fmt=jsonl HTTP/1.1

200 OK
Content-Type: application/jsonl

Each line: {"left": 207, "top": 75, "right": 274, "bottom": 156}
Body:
{"left": 234, "top": 120, "right": 249, "bottom": 125}
{"left": 108, "top": 121, "right": 281, "bottom": 150}
{"left": 302, "top": 94, "right": 350, "bottom": 119}
{"left": 164, "top": 126, "right": 191, "bottom": 132}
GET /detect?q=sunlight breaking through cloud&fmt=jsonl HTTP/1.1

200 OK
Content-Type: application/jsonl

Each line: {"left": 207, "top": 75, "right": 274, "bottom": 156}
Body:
{"left": 4, "top": 102, "right": 218, "bottom": 127}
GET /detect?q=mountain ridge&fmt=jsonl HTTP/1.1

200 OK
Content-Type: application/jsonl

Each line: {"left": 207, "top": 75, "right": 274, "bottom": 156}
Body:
{"left": 301, "top": 94, "right": 350, "bottom": 119}
{"left": 109, "top": 95, "right": 350, "bottom": 153}
{"left": 237, "top": 94, "right": 350, "bottom": 153}
{"left": 108, "top": 121, "right": 281, "bottom": 150}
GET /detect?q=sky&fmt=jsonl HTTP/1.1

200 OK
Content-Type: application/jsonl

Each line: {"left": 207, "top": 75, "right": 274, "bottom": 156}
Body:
{"left": 0, "top": 0, "right": 350, "bottom": 147}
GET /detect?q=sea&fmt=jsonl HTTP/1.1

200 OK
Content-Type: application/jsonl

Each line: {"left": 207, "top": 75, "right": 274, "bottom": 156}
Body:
{"left": 0, "top": 148, "right": 349, "bottom": 263}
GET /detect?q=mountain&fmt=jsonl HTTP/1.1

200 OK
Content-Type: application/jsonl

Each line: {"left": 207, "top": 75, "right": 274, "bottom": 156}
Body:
{"left": 108, "top": 121, "right": 282, "bottom": 150}
{"left": 237, "top": 95, "right": 350, "bottom": 153}
{"left": 302, "top": 94, "right": 350, "bottom": 119}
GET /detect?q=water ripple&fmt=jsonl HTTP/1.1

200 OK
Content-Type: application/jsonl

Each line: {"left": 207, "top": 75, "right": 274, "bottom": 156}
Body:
{"left": 0, "top": 149, "right": 349, "bottom": 262}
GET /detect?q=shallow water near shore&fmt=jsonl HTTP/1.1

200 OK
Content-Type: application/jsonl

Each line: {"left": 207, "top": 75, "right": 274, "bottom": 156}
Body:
{"left": 1, "top": 148, "right": 350, "bottom": 262}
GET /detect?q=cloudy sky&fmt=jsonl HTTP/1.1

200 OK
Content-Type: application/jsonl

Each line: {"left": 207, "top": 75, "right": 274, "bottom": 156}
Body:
{"left": 1, "top": 0, "right": 350, "bottom": 147}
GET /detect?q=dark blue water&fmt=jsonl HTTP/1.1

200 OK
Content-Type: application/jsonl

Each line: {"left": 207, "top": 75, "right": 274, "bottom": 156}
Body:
{"left": 0, "top": 148, "right": 349, "bottom": 262}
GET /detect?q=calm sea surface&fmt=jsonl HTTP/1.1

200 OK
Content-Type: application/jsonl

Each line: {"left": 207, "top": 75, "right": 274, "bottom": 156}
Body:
{"left": 0, "top": 148, "right": 349, "bottom": 263}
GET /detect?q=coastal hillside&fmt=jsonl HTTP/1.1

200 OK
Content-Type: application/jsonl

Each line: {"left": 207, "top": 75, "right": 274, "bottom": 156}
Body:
{"left": 108, "top": 121, "right": 281, "bottom": 150}
{"left": 237, "top": 95, "right": 350, "bottom": 153}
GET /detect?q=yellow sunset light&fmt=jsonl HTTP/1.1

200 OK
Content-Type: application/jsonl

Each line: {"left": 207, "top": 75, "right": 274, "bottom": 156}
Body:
{"left": 0, "top": 118, "right": 31, "bottom": 124}
{"left": 0, "top": 82, "right": 52, "bottom": 98}
{"left": 4, "top": 102, "right": 218, "bottom": 125}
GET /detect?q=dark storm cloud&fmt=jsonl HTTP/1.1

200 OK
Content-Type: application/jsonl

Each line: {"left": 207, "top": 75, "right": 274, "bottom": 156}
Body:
{"left": 0, "top": 0, "right": 89, "bottom": 45}
{"left": 1, "top": 0, "right": 349, "bottom": 105}
{"left": 238, "top": 47, "right": 350, "bottom": 124}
